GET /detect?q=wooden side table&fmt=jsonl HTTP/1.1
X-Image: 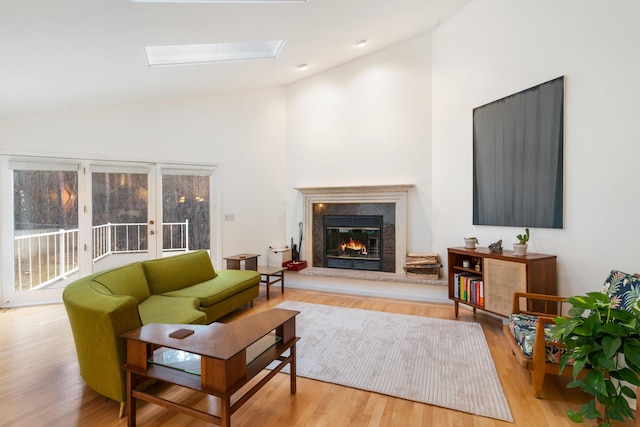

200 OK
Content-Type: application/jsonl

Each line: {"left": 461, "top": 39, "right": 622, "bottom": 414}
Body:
{"left": 121, "top": 308, "right": 299, "bottom": 427}
{"left": 257, "top": 266, "right": 286, "bottom": 300}
{"left": 223, "top": 253, "right": 260, "bottom": 270}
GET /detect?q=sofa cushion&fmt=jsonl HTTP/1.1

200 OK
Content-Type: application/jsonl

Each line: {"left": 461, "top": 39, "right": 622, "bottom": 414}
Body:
{"left": 138, "top": 295, "right": 207, "bottom": 325}
{"left": 507, "top": 313, "right": 564, "bottom": 364}
{"left": 143, "top": 250, "right": 217, "bottom": 295}
{"left": 162, "top": 269, "right": 260, "bottom": 307}
{"left": 601, "top": 269, "right": 640, "bottom": 312}
{"left": 91, "top": 262, "right": 150, "bottom": 304}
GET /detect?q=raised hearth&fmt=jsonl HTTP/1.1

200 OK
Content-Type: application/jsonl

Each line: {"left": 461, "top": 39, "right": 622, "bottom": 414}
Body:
{"left": 298, "top": 267, "right": 447, "bottom": 286}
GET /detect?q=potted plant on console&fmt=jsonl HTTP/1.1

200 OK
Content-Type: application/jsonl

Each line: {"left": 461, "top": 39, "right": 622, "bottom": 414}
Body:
{"left": 513, "top": 228, "right": 529, "bottom": 255}
{"left": 464, "top": 237, "right": 478, "bottom": 249}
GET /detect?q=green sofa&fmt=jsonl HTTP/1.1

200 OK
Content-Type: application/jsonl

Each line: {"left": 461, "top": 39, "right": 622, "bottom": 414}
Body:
{"left": 62, "top": 250, "right": 260, "bottom": 416}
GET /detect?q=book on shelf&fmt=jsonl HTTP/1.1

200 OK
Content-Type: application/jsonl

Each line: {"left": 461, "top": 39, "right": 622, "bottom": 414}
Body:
{"left": 454, "top": 273, "right": 482, "bottom": 306}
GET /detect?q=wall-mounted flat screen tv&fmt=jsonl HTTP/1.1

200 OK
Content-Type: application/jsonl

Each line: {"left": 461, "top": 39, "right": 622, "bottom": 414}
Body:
{"left": 473, "top": 76, "right": 564, "bottom": 229}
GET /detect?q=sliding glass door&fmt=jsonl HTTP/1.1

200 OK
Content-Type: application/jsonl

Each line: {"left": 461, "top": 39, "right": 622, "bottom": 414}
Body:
{"left": 90, "top": 164, "right": 215, "bottom": 273}
{"left": 159, "top": 167, "right": 213, "bottom": 257}
{"left": 5, "top": 158, "right": 81, "bottom": 306}
{"left": 90, "top": 164, "right": 154, "bottom": 273}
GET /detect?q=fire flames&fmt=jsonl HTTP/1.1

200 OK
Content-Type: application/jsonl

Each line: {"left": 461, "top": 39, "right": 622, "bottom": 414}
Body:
{"left": 339, "top": 238, "right": 367, "bottom": 255}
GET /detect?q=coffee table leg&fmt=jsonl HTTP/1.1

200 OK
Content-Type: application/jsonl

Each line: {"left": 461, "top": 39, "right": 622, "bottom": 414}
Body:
{"left": 280, "top": 271, "right": 285, "bottom": 294}
{"left": 290, "top": 343, "right": 297, "bottom": 394}
{"left": 221, "top": 398, "right": 231, "bottom": 427}
{"left": 126, "top": 371, "right": 136, "bottom": 427}
{"left": 266, "top": 274, "right": 270, "bottom": 300}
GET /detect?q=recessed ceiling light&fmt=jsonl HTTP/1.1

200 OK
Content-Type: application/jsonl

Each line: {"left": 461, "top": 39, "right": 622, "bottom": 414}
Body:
{"left": 296, "top": 63, "right": 309, "bottom": 71}
{"left": 145, "top": 40, "right": 285, "bottom": 67}
{"left": 354, "top": 39, "right": 368, "bottom": 48}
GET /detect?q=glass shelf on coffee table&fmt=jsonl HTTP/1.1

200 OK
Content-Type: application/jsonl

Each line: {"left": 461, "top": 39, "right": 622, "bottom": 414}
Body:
{"left": 149, "top": 333, "right": 282, "bottom": 375}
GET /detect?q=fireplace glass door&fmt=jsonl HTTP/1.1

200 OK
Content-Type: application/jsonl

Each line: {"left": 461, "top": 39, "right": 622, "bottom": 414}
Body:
{"left": 324, "top": 215, "right": 382, "bottom": 271}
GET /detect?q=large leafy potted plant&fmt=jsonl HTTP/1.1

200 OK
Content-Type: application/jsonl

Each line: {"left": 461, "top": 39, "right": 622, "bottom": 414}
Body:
{"left": 550, "top": 291, "right": 640, "bottom": 426}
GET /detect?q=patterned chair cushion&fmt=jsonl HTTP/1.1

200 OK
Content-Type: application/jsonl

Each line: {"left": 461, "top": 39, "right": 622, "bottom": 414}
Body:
{"left": 601, "top": 270, "right": 640, "bottom": 312}
{"left": 508, "top": 313, "right": 563, "bottom": 364}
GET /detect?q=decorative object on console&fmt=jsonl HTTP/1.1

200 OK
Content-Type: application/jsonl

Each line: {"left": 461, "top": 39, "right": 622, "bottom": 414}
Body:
{"left": 464, "top": 237, "right": 478, "bottom": 249}
{"left": 488, "top": 240, "right": 503, "bottom": 253}
{"left": 513, "top": 228, "right": 530, "bottom": 256}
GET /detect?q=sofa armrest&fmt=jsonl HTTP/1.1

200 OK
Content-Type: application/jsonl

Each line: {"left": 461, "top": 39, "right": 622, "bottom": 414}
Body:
{"left": 63, "top": 283, "right": 143, "bottom": 403}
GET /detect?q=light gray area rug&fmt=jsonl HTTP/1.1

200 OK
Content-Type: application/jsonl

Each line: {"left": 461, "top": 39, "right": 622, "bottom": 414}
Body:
{"left": 275, "top": 301, "right": 513, "bottom": 422}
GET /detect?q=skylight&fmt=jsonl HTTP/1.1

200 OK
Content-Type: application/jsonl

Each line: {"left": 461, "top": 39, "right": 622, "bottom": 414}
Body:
{"left": 145, "top": 40, "right": 285, "bottom": 67}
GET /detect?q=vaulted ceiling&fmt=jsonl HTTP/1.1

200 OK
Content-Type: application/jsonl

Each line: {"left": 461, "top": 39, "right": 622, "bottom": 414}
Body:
{"left": 0, "top": 0, "right": 471, "bottom": 116}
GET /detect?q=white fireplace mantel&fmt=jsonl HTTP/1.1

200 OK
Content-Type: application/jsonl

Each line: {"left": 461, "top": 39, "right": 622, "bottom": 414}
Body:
{"left": 295, "top": 185, "right": 414, "bottom": 273}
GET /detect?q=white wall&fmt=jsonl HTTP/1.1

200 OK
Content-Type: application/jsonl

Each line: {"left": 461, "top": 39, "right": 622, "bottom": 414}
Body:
{"left": 432, "top": 0, "right": 640, "bottom": 296}
{"left": 0, "top": 88, "right": 288, "bottom": 268}
{"left": 285, "top": 34, "right": 434, "bottom": 255}
{"left": 4, "top": 1, "right": 639, "bottom": 302}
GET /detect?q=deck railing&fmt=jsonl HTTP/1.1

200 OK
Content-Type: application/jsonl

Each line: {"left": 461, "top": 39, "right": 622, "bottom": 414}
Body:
{"left": 14, "top": 220, "right": 189, "bottom": 291}
{"left": 14, "top": 228, "right": 80, "bottom": 291}
{"left": 163, "top": 221, "right": 190, "bottom": 253}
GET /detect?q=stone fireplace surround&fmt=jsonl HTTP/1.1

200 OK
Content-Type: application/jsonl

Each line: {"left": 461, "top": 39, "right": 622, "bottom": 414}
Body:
{"left": 296, "top": 185, "right": 413, "bottom": 274}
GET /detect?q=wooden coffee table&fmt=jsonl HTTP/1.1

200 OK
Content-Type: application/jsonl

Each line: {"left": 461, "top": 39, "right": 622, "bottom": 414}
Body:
{"left": 121, "top": 308, "right": 299, "bottom": 427}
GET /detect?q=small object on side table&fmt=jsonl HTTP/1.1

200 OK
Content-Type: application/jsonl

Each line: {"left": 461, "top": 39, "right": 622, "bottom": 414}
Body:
{"left": 169, "top": 328, "right": 194, "bottom": 339}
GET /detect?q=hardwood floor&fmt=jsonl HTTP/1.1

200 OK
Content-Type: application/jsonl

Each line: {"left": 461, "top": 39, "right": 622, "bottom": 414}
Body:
{"left": 0, "top": 288, "right": 633, "bottom": 426}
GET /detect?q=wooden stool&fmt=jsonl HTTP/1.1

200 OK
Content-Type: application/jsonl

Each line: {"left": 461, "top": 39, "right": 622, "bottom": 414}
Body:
{"left": 257, "top": 266, "right": 286, "bottom": 300}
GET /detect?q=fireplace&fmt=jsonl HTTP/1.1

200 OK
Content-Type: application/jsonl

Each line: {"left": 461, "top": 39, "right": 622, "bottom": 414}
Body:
{"left": 324, "top": 215, "right": 383, "bottom": 271}
{"left": 296, "top": 185, "right": 413, "bottom": 274}
{"left": 311, "top": 203, "right": 395, "bottom": 272}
